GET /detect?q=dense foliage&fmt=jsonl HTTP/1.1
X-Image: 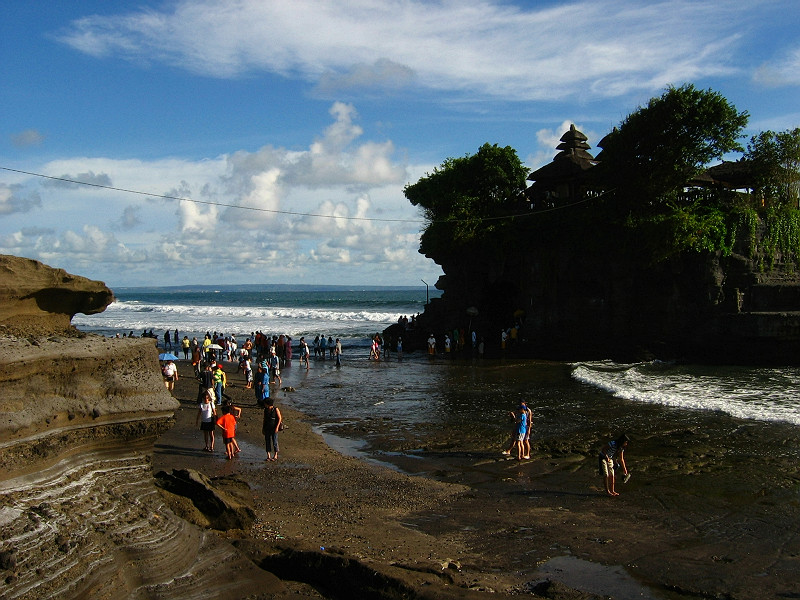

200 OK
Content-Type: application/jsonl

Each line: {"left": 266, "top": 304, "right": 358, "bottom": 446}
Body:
{"left": 746, "top": 128, "right": 800, "bottom": 208}
{"left": 405, "top": 86, "right": 800, "bottom": 271}
{"left": 403, "top": 143, "right": 528, "bottom": 260}
{"left": 597, "top": 84, "right": 749, "bottom": 214}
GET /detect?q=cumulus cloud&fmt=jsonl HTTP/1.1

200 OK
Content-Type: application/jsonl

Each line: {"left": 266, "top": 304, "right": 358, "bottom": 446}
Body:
{"left": 55, "top": 0, "right": 752, "bottom": 101}
{"left": 11, "top": 129, "right": 45, "bottom": 147}
{"left": 0, "top": 184, "right": 42, "bottom": 215}
{"left": 221, "top": 102, "right": 408, "bottom": 236}
{"left": 1, "top": 102, "right": 434, "bottom": 285}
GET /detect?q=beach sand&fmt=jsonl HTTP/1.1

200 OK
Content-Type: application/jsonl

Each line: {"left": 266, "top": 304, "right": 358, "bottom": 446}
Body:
{"left": 153, "top": 357, "right": 800, "bottom": 599}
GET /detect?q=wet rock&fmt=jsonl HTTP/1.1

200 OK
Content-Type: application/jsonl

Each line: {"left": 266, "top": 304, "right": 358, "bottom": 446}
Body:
{"left": 154, "top": 468, "right": 256, "bottom": 531}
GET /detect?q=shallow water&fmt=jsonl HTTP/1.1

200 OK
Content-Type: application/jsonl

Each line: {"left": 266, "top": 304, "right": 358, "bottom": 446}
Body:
{"left": 276, "top": 353, "right": 800, "bottom": 469}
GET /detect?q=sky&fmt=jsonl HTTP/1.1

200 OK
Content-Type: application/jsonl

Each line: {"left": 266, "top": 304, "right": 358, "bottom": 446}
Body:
{"left": 1, "top": 1, "right": 799, "bottom": 289}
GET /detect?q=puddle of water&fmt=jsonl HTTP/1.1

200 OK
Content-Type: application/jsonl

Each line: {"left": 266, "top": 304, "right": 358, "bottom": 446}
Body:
{"left": 534, "top": 555, "right": 659, "bottom": 600}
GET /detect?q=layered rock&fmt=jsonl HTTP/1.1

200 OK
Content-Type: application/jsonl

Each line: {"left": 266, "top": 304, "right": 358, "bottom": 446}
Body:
{"left": 0, "top": 256, "right": 275, "bottom": 599}
{"left": 0, "top": 254, "right": 114, "bottom": 336}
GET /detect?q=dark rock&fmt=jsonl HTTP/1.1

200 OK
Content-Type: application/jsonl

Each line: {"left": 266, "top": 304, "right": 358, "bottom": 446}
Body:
{"left": 154, "top": 468, "right": 256, "bottom": 531}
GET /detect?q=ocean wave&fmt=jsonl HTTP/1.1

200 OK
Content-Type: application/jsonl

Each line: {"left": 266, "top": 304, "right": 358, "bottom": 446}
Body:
{"left": 572, "top": 361, "right": 800, "bottom": 426}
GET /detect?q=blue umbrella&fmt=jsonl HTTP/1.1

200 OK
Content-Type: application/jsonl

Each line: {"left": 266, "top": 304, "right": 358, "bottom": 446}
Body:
{"left": 159, "top": 352, "right": 179, "bottom": 361}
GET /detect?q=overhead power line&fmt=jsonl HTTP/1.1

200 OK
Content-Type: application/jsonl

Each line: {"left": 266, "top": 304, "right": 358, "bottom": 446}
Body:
{"left": 1, "top": 165, "right": 603, "bottom": 224}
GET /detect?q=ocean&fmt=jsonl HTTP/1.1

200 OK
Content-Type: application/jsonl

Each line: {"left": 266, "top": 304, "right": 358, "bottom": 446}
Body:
{"left": 74, "top": 285, "right": 437, "bottom": 353}
{"left": 74, "top": 286, "right": 800, "bottom": 431}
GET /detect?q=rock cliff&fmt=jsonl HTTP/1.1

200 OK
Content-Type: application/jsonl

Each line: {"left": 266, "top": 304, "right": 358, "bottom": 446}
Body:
{"left": 0, "top": 256, "right": 274, "bottom": 599}
{"left": 391, "top": 220, "right": 800, "bottom": 365}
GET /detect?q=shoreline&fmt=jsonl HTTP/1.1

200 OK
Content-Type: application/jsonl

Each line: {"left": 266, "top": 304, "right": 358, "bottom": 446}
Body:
{"left": 153, "top": 356, "right": 800, "bottom": 599}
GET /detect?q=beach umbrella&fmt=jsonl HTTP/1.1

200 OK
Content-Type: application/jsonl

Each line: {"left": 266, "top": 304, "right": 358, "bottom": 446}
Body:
{"left": 158, "top": 352, "right": 179, "bottom": 361}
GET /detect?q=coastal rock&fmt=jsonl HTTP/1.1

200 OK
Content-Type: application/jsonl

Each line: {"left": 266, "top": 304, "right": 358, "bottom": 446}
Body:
{"left": 0, "top": 256, "right": 276, "bottom": 599}
{"left": 154, "top": 469, "right": 256, "bottom": 531}
{"left": 0, "top": 254, "right": 115, "bottom": 336}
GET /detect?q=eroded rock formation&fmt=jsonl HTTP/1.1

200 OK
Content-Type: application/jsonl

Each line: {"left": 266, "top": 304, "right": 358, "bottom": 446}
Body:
{"left": 0, "top": 254, "right": 115, "bottom": 336}
{"left": 0, "top": 256, "right": 275, "bottom": 599}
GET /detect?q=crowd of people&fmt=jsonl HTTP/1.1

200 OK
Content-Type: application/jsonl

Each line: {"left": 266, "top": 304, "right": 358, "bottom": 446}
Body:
{"left": 158, "top": 324, "right": 629, "bottom": 495}
{"left": 157, "top": 329, "right": 343, "bottom": 464}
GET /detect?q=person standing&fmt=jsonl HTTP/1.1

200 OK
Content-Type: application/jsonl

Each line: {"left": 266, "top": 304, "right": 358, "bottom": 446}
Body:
{"left": 502, "top": 404, "right": 527, "bottom": 460}
{"left": 164, "top": 330, "right": 172, "bottom": 349}
{"left": 268, "top": 349, "right": 282, "bottom": 387}
{"left": 599, "top": 434, "right": 630, "bottom": 497}
{"left": 254, "top": 360, "right": 269, "bottom": 406}
{"left": 161, "top": 360, "right": 178, "bottom": 392}
{"left": 181, "top": 335, "right": 191, "bottom": 360}
{"left": 196, "top": 389, "right": 217, "bottom": 452}
{"left": 243, "top": 357, "right": 253, "bottom": 389}
{"left": 427, "top": 333, "right": 436, "bottom": 356}
{"left": 299, "top": 337, "right": 310, "bottom": 370}
{"left": 522, "top": 401, "right": 533, "bottom": 460}
{"left": 334, "top": 338, "right": 343, "bottom": 367}
{"left": 261, "top": 398, "right": 282, "bottom": 461}
{"left": 396, "top": 336, "right": 403, "bottom": 360}
{"left": 213, "top": 363, "right": 227, "bottom": 406}
{"left": 216, "top": 404, "right": 238, "bottom": 460}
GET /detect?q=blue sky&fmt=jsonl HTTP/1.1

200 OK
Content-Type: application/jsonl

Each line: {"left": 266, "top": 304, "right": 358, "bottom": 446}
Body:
{"left": 1, "top": 1, "right": 798, "bottom": 288}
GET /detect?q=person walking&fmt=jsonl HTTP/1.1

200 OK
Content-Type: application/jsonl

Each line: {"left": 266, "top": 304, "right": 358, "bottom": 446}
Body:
{"left": 161, "top": 359, "right": 178, "bottom": 392}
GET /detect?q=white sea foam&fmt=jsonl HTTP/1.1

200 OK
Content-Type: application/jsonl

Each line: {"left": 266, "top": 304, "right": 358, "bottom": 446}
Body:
{"left": 74, "top": 299, "right": 408, "bottom": 343}
{"left": 572, "top": 361, "right": 800, "bottom": 426}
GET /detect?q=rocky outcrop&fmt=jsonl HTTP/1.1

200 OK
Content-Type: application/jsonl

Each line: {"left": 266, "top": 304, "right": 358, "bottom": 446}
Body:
{"left": 0, "top": 256, "right": 276, "bottom": 599}
{"left": 394, "top": 219, "right": 800, "bottom": 365}
{"left": 0, "top": 254, "right": 115, "bottom": 336}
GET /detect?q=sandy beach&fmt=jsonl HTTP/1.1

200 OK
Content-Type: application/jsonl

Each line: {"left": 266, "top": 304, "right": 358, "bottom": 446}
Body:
{"left": 152, "top": 356, "right": 800, "bottom": 599}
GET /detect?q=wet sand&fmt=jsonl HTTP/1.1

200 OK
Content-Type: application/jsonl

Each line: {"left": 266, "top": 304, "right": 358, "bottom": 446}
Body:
{"left": 153, "top": 356, "right": 800, "bottom": 599}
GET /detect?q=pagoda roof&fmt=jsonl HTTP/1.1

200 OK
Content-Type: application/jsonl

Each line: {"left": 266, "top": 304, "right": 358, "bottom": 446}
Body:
{"left": 690, "top": 159, "right": 754, "bottom": 190}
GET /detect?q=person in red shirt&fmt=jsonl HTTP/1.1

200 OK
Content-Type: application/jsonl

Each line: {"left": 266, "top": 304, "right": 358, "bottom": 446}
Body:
{"left": 216, "top": 404, "right": 238, "bottom": 460}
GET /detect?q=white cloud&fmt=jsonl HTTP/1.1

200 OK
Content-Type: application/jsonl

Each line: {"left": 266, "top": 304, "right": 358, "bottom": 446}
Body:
{"left": 1, "top": 102, "right": 434, "bottom": 285}
{"left": 55, "top": 0, "right": 753, "bottom": 101}
{"left": 41, "top": 170, "right": 113, "bottom": 189}
{"left": 754, "top": 46, "right": 800, "bottom": 87}
{"left": 0, "top": 184, "right": 42, "bottom": 215}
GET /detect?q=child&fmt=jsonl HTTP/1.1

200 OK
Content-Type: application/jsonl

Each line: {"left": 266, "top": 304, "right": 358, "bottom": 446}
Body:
{"left": 224, "top": 400, "right": 243, "bottom": 454}
{"left": 196, "top": 388, "right": 216, "bottom": 452}
{"left": 216, "top": 404, "right": 238, "bottom": 460}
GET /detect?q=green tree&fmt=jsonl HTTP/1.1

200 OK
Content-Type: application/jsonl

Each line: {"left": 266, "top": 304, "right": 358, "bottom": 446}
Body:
{"left": 746, "top": 128, "right": 800, "bottom": 208}
{"left": 403, "top": 143, "right": 528, "bottom": 260}
{"left": 597, "top": 84, "right": 749, "bottom": 215}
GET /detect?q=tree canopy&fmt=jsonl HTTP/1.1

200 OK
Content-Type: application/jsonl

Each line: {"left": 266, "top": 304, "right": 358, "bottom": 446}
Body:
{"left": 596, "top": 84, "right": 749, "bottom": 213}
{"left": 403, "top": 143, "right": 528, "bottom": 259}
{"left": 746, "top": 128, "right": 800, "bottom": 208}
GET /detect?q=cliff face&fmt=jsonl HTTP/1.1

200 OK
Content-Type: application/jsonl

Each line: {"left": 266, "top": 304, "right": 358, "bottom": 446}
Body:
{"left": 401, "top": 222, "right": 800, "bottom": 365}
{"left": 0, "top": 256, "right": 271, "bottom": 599}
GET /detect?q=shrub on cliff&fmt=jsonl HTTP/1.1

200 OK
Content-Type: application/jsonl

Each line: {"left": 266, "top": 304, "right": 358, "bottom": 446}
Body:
{"left": 403, "top": 142, "right": 528, "bottom": 263}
